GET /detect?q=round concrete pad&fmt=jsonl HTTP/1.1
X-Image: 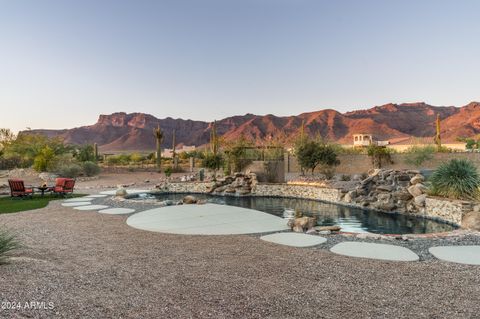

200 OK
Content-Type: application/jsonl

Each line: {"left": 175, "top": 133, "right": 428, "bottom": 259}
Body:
{"left": 74, "top": 205, "right": 109, "bottom": 211}
{"left": 330, "top": 242, "right": 419, "bottom": 262}
{"left": 85, "top": 194, "right": 108, "bottom": 198}
{"left": 127, "top": 203, "right": 289, "bottom": 235}
{"left": 429, "top": 246, "right": 480, "bottom": 265}
{"left": 64, "top": 197, "right": 93, "bottom": 202}
{"left": 98, "top": 208, "right": 135, "bottom": 215}
{"left": 100, "top": 189, "right": 150, "bottom": 195}
{"left": 260, "top": 232, "right": 327, "bottom": 247}
{"left": 62, "top": 202, "right": 93, "bottom": 207}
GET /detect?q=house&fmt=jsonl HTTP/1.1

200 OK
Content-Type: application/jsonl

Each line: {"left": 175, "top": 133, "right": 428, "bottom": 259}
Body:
{"left": 352, "top": 134, "right": 389, "bottom": 147}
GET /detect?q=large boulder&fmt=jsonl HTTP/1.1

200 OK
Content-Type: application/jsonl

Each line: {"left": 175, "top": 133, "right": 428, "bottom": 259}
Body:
{"left": 183, "top": 195, "right": 198, "bottom": 204}
{"left": 287, "top": 217, "right": 317, "bottom": 233}
{"left": 407, "top": 184, "right": 427, "bottom": 197}
{"left": 344, "top": 190, "right": 356, "bottom": 203}
{"left": 414, "top": 194, "right": 427, "bottom": 207}
{"left": 410, "top": 174, "right": 425, "bottom": 185}
{"left": 462, "top": 211, "right": 480, "bottom": 231}
{"left": 115, "top": 188, "right": 128, "bottom": 197}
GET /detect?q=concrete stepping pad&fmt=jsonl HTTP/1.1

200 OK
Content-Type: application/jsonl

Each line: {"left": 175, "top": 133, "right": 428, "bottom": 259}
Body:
{"left": 100, "top": 189, "right": 150, "bottom": 196}
{"left": 260, "top": 232, "right": 327, "bottom": 247}
{"left": 62, "top": 202, "right": 94, "bottom": 207}
{"left": 330, "top": 242, "right": 419, "bottom": 262}
{"left": 127, "top": 203, "right": 289, "bottom": 235}
{"left": 85, "top": 194, "right": 108, "bottom": 198}
{"left": 74, "top": 205, "right": 109, "bottom": 211}
{"left": 429, "top": 246, "right": 480, "bottom": 265}
{"left": 98, "top": 208, "right": 135, "bottom": 215}
{"left": 64, "top": 197, "right": 93, "bottom": 203}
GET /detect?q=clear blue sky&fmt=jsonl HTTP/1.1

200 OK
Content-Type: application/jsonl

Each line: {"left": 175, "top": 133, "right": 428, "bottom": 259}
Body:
{"left": 1, "top": 0, "right": 479, "bottom": 132}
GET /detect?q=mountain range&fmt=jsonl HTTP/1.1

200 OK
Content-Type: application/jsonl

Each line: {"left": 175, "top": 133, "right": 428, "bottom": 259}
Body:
{"left": 27, "top": 102, "right": 480, "bottom": 151}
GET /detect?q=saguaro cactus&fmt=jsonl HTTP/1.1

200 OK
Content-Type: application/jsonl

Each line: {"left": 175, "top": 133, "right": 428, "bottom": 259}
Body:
{"left": 93, "top": 143, "right": 98, "bottom": 161}
{"left": 153, "top": 124, "right": 164, "bottom": 172}
{"left": 210, "top": 120, "right": 219, "bottom": 155}
{"left": 172, "top": 128, "right": 178, "bottom": 170}
{"left": 434, "top": 114, "right": 442, "bottom": 151}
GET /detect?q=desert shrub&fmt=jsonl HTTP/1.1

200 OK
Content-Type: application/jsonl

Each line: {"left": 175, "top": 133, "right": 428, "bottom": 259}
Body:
{"left": 202, "top": 152, "right": 224, "bottom": 172}
{"left": 164, "top": 166, "right": 173, "bottom": 177}
{"left": 0, "top": 228, "right": 21, "bottom": 264}
{"left": 429, "top": 159, "right": 480, "bottom": 200}
{"left": 0, "top": 155, "right": 27, "bottom": 170}
{"left": 340, "top": 174, "right": 351, "bottom": 181}
{"left": 82, "top": 161, "right": 101, "bottom": 176}
{"left": 57, "top": 163, "right": 82, "bottom": 178}
{"left": 404, "top": 145, "right": 435, "bottom": 167}
{"left": 130, "top": 153, "right": 144, "bottom": 163}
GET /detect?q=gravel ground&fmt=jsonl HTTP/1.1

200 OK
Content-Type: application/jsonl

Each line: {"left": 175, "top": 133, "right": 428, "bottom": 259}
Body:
{"left": 1, "top": 198, "right": 480, "bottom": 318}
{"left": 97, "top": 196, "right": 480, "bottom": 262}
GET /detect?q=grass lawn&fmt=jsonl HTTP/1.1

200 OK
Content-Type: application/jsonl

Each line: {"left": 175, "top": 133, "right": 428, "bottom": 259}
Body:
{"left": 0, "top": 194, "right": 86, "bottom": 214}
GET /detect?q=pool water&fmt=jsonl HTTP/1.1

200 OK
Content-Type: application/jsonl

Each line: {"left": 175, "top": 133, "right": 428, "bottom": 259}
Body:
{"left": 143, "top": 193, "right": 456, "bottom": 234}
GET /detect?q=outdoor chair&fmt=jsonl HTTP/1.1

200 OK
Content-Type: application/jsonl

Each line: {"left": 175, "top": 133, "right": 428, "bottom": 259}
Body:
{"left": 8, "top": 179, "right": 34, "bottom": 198}
{"left": 53, "top": 178, "right": 76, "bottom": 196}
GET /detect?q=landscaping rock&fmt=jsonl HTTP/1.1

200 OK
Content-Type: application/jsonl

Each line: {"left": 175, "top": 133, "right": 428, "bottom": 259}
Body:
{"left": 410, "top": 174, "right": 425, "bottom": 185}
{"left": 341, "top": 169, "right": 428, "bottom": 215}
{"left": 315, "top": 225, "right": 341, "bottom": 232}
{"left": 414, "top": 194, "right": 427, "bottom": 207}
{"left": 407, "top": 184, "right": 426, "bottom": 197}
{"left": 287, "top": 217, "right": 317, "bottom": 233}
{"left": 183, "top": 195, "right": 198, "bottom": 204}
{"left": 115, "top": 188, "right": 128, "bottom": 197}
{"left": 461, "top": 211, "right": 480, "bottom": 231}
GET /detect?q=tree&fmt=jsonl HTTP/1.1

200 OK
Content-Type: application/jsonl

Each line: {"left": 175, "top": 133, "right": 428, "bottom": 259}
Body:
{"left": 465, "top": 138, "right": 478, "bottom": 150}
{"left": 367, "top": 145, "right": 393, "bottom": 168}
{"left": 201, "top": 152, "right": 223, "bottom": 176}
{"left": 224, "top": 134, "right": 254, "bottom": 174}
{"left": 33, "top": 146, "right": 57, "bottom": 172}
{"left": 0, "top": 128, "right": 15, "bottom": 151}
{"left": 296, "top": 140, "right": 340, "bottom": 175}
{"left": 76, "top": 144, "right": 95, "bottom": 162}
{"left": 4, "top": 133, "right": 70, "bottom": 169}
{"left": 153, "top": 125, "right": 164, "bottom": 173}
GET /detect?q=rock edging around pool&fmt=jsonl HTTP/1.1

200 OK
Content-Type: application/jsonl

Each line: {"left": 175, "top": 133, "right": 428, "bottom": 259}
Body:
{"left": 154, "top": 180, "right": 471, "bottom": 230}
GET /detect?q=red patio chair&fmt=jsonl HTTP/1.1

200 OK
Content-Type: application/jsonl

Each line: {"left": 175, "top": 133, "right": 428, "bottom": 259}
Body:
{"left": 8, "top": 179, "right": 34, "bottom": 198}
{"left": 53, "top": 178, "right": 76, "bottom": 196}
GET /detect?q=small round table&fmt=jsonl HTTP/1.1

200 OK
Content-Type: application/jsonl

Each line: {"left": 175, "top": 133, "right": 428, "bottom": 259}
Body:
{"left": 36, "top": 186, "right": 52, "bottom": 197}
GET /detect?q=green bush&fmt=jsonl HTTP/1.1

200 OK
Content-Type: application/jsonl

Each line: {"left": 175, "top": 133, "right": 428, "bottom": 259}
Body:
{"left": 82, "top": 161, "right": 101, "bottom": 176}
{"left": 0, "top": 228, "right": 21, "bottom": 264}
{"left": 76, "top": 144, "right": 96, "bottom": 162}
{"left": 429, "top": 159, "right": 480, "bottom": 200}
{"left": 33, "top": 146, "right": 58, "bottom": 172}
{"left": 164, "top": 166, "right": 173, "bottom": 177}
{"left": 202, "top": 152, "right": 224, "bottom": 172}
{"left": 57, "top": 163, "right": 82, "bottom": 178}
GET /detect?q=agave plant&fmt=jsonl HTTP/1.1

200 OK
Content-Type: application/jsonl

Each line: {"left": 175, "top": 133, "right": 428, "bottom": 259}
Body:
{"left": 0, "top": 228, "right": 21, "bottom": 264}
{"left": 429, "top": 159, "right": 480, "bottom": 200}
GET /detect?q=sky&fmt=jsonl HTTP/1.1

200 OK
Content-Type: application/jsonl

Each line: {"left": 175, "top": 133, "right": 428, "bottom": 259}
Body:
{"left": 1, "top": 0, "right": 480, "bottom": 133}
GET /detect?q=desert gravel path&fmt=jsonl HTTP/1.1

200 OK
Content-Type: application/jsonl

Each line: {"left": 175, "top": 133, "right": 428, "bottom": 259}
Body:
{"left": 1, "top": 200, "right": 480, "bottom": 318}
